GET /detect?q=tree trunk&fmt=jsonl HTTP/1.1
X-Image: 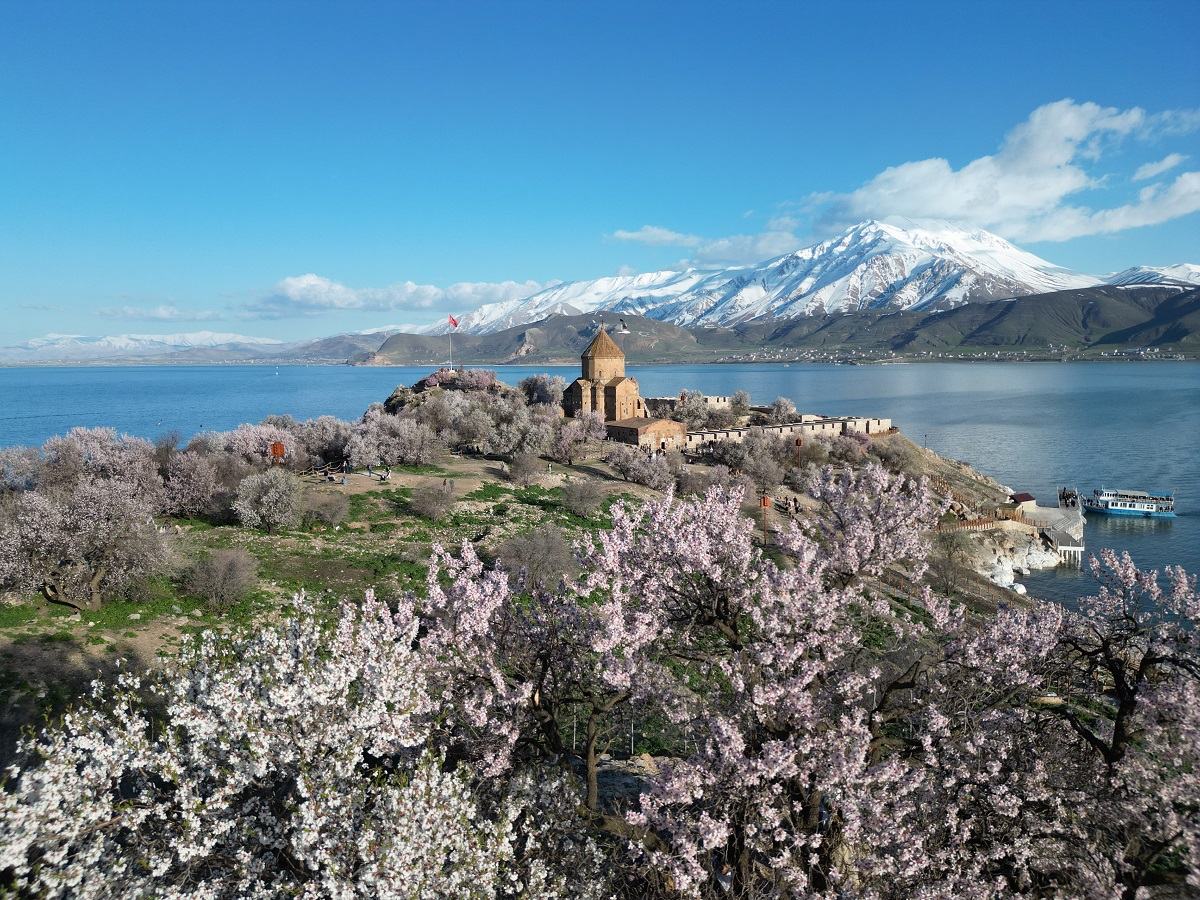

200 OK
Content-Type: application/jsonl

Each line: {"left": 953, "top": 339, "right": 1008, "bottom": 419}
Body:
{"left": 585, "top": 713, "right": 601, "bottom": 813}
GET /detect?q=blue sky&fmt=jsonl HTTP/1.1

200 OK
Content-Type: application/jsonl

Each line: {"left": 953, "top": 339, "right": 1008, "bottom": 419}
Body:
{"left": 2, "top": 0, "right": 1198, "bottom": 342}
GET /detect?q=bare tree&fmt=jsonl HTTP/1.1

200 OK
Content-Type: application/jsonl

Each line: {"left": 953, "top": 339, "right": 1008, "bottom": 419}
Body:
{"left": 507, "top": 452, "right": 542, "bottom": 487}
{"left": 410, "top": 484, "right": 455, "bottom": 521}
{"left": 496, "top": 524, "right": 577, "bottom": 590}
{"left": 928, "top": 527, "right": 972, "bottom": 595}
{"left": 186, "top": 548, "right": 259, "bottom": 611}
{"left": 303, "top": 489, "right": 350, "bottom": 526}
{"left": 560, "top": 478, "right": 607, "bottom": 518}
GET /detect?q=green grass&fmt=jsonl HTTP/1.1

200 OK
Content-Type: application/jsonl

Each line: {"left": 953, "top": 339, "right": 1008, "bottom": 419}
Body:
{"left": 465, "top": 482, "right": 510, "bottom": 502}
{"left": 0, "top": 605, "right": 38, "bottom": 629}
{"left": 39, "top": 630, "right": 77, "bottom": 645}
{"left": 348, "top": 488, "right": 414, "bottom": 522}
{"left": 81, "top": 583, "right": 202, "bottom": 632}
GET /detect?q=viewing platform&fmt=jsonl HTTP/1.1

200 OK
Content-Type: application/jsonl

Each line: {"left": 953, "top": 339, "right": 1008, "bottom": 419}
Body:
{"left": 1010, "top": 489, "right": 1086, "bottom": 564}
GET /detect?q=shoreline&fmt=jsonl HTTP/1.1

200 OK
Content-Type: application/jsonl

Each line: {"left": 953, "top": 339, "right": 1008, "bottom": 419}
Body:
{"left": 3, "top": 354, "right": 1197, "bottom": 369}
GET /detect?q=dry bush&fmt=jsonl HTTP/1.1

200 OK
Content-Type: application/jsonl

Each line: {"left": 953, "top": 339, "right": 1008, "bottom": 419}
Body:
{"left": 410, "top": 484, "right": 454, "bottom": 521}
{"left": 870, "top": 437, "right": 916, "bottom": 475}
{"left": 559, "top": 478, "right": 607, "bottom": 518}
{"left": 678, "top": 464, "right": 734, "bottom": 497}
{"left": 496, "top": 524, "right": 577, "bottom": 591}
{"left": 507, "top": 452, "right": 542, "bottom": 487}
{"left": 303, "top": 489, "right": 349, "bottom": 526}
{"left": 186, "top": 548, "right": 258, "bottom": 611}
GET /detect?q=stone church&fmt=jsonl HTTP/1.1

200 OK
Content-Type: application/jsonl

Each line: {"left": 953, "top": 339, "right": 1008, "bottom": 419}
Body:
{"left": 563, "top": 328, "right": 687, "bottom": 450}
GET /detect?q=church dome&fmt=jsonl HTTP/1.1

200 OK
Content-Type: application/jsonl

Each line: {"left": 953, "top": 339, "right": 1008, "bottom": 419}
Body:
{"left": 581, "top": 328, "right": 624, "bottom": 361}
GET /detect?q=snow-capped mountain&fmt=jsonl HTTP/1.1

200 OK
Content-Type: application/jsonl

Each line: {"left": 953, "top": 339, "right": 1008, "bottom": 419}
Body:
{"left": 1102, "top": 264, "right": 1200, "bottom": 287}
{"left": 0, "top": 331, "right": 288, "bottom": 363}
{"left": 426, "top": 219, "right": 1105, "bottom": 335}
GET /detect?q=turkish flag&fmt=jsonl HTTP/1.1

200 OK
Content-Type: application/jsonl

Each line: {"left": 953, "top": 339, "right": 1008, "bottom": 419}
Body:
{"left": 448, "top": 314, "right": 459, "bottom": 328}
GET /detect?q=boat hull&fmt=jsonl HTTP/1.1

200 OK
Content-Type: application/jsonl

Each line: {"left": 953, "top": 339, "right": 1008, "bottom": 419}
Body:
{"left": 1083, "top": 506, "right": 1176, "bottom": 519}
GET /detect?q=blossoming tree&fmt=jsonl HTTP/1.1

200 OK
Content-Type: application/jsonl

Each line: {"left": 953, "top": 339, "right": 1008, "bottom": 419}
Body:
{"left": 3, "top": 463, "right": 1198, "bottom": 897}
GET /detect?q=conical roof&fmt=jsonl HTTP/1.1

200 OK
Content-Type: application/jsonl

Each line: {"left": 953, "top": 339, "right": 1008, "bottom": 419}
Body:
{"left": 581, "top": 327, "right": 624, "bottom": 360}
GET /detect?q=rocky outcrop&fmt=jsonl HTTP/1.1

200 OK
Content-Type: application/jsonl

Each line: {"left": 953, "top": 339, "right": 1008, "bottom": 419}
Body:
{"left": 969, "top": 527, "right": 1062, "bottom": 587}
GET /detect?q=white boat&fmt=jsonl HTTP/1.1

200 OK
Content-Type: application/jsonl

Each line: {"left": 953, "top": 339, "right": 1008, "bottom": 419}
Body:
{"left": 1082, "top": 488, "right": 1176, "bottom": 519}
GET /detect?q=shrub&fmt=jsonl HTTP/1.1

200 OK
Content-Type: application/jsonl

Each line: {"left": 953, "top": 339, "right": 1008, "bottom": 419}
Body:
{"left": 303, "top": 489, "right": 350, "bottom": 526}
{"left": 798, "top": 436, "right": 830, "bottom": 468}
{"left": 185, "top": 548, "right": 258, "bottom": 610}
{"left": 705, "top": 407, "right": 738, "bottom": 429}
{"left": 678, "top": 463, "right": 734, "bottom": 497}
{"left": 870, "top": 436, "right": 916, "bottom": 474}
{"left": 496, "top": 524, "right": 577, "bottom": 590}
{"left": 559, "top": 478, "right": 607, "bottom": 518}
{"left": 507, "top": 452, "right": 542, "bottom": 487}
{"left": 410, "top": 484, "right": 454, "bottom": 521}
{"left": 829, "top": 433, "right": 867, "bottom": 462}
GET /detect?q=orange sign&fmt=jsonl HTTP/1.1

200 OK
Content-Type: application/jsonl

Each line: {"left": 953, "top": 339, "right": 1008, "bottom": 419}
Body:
{"left": 270, "top": 441, "right": 286, "bottom": 460}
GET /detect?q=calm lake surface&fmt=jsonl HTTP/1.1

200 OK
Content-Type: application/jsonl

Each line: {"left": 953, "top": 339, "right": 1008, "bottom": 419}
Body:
{"left": 2, "top": 362, "right": 1197, "bottom": 607}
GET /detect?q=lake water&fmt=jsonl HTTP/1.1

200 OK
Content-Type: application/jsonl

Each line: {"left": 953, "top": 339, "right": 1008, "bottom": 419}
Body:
{"left": 2, "top": 362, "right": 1197, "bottom": 606}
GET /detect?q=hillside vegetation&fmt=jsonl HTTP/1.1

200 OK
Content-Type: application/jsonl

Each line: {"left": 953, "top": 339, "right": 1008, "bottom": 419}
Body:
{"left": 2, "top": 376, "right": 1198, "bottom": 898}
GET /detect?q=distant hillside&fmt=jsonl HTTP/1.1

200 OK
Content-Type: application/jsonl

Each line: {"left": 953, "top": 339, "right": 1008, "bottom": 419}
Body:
{"left": 371, "top": 314, "right": 754, "bottom": 365}
{"left": 273, "top": 333, "right": 394, "bottom": 363}
{"left": 6, "top": 286, "right": 1195, "bottom": 369}
{"left": 367, "top": 286, "right": 1199, "bottom": 365}
{"left": 887, "top": 285, "right": 1192, "bottom": 351}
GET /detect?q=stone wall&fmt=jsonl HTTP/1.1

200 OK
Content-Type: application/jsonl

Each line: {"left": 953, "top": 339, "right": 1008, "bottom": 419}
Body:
{"left": 684, "top": 416, "right": 893, "bottom": 451}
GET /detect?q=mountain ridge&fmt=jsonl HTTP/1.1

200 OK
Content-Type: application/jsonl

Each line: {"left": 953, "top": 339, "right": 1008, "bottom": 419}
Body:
{"left": 420, "top": 218, "right": 1136, "bottom": 336}
{"left": 5, "top": 220, "right": 1199, "bottom": 364}
{"left": 366, "top": 286, "right": 1200, "bottom": 366}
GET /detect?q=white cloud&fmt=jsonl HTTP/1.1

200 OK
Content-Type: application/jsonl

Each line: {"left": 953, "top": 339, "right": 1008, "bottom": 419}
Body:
{"left": 1026, "top": 170, "right": 1200, "bottom": 238}
{"left": 813, "top": 99, "right": 1200, "bottom": 242}
{"left": 96, "top": 303, "right": 222, "bottom": 322}
{"left": 610, "top": 223, "right": 802, "bottom": 267}
{"left": 690, "top": 231, "right": 802, "bottom": 266}
{"left": 610, "top": 225, "right": 703, "bottom": 247}
{"left": 1134, "top": 153, "right": 1187, "bottom": 181}
{"left": 243, "top": 274, "right": 551, "bottom": 319}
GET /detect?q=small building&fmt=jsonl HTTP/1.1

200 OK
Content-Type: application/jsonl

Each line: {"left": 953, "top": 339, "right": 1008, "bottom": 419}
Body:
{"left": 563, "top": 328, "right": 686, "bottom": 449}
{"left": 1010, "top": 492, "right": 1038, "bottom": 512}
{"left": 606, "top": 417, "right": 688, "bottom": 451}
